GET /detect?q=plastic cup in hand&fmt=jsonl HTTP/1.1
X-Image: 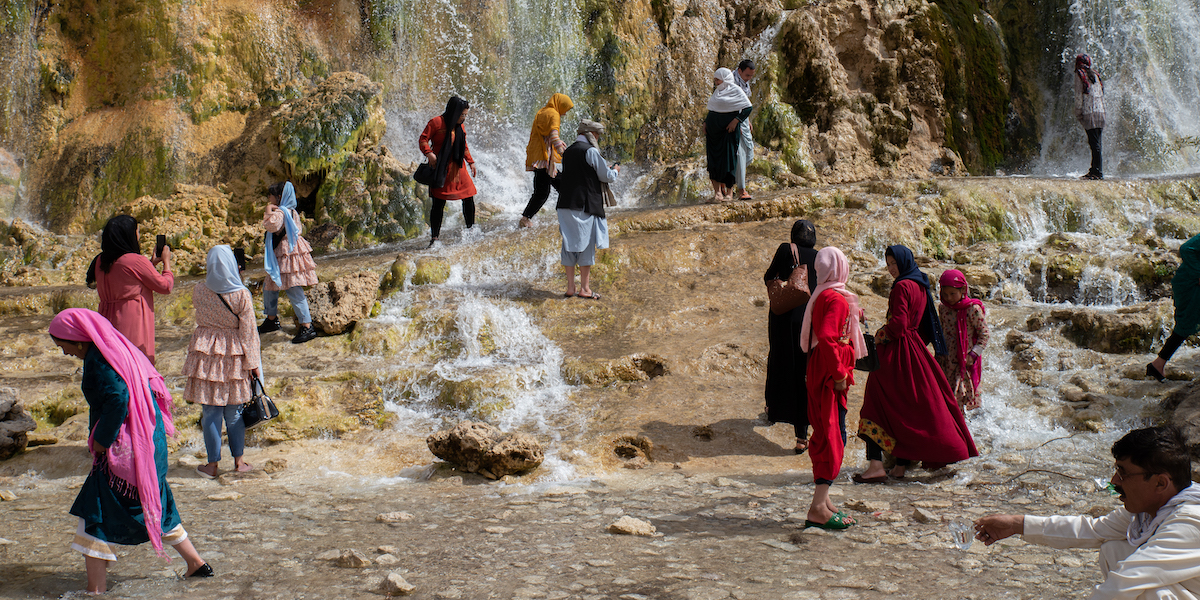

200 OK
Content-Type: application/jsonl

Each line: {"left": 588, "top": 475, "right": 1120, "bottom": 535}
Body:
{"left": 1094, "top": 477, "right": 1118, "bottom": 496}
{"left": 947, "top": 517, "right": 973, "bottom": 550}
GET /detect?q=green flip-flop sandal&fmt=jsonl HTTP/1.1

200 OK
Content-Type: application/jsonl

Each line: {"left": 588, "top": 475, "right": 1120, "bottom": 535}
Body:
{"left": 804, "top": 512, "right": 855, "bottom": 530}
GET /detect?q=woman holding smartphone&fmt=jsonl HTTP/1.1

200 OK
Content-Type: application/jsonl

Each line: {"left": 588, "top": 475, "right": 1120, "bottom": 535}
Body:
{"left": 85, "top": 215, "right": 174, "bottom": 365}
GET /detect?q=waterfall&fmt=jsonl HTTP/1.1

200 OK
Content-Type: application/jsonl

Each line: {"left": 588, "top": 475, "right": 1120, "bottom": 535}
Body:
{"left": 1038, "top": 0, "right": 1200, "bottom": 176}
{"left": 0, "top": 2, "right": 43, "bottom": 220}
{"left": 379, "top": 0, "right": 590, "bottom": 212}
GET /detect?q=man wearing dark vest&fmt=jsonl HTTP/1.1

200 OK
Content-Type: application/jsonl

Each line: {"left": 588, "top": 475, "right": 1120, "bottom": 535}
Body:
{"left": 556, "top": 120, "right": 620, "bottom": 300}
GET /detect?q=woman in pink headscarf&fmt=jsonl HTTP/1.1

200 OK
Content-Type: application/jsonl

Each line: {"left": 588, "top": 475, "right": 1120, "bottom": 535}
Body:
{"left": 49, "top": 308, "right": 210, "bottom": 594}
{"left": 797, "top": 246, "right": 867, "bottom": 530}
{"left": 936, "top": 269, "right": 990, "bottom": 410}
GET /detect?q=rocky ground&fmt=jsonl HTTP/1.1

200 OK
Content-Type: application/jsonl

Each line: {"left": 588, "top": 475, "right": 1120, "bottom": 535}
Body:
{"left": 0, "top": 439, "right": 1120, "bottom": 600}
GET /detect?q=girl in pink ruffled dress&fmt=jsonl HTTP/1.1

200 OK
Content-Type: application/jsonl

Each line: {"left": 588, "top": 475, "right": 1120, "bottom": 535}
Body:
{"left": 184, "top": 246, "right": 262, "bottom": 478}
{"left": 258, "top": 181, "right": 319, "bottom": 343}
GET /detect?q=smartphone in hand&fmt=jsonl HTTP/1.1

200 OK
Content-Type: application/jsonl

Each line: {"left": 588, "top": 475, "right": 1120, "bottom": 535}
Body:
{"left": 154, "top": 234, "right": 167, "bottom": 258}
{"left": 233, "top": 248, "right": 247, "bottom": 272}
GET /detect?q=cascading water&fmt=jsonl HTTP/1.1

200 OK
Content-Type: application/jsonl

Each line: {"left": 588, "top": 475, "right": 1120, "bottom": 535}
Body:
{"left": 1037, "top": 0, "right": 1200, "bottom": 176}
{"left": 379, "top": 0, "right": 591, "bottom": 211}
{"left": 0, "top": 2, "right": 44, "bottom": 220}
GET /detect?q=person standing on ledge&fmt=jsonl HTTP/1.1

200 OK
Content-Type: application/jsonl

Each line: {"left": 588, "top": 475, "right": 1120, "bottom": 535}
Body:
{"left": 555, "top": 120, "right": 618, "bottom": 300}
{"left": 704, "top": 68, "right": 752, "bottom": 203}
{"left": 520, "top": 93, "right": 573, "bottom": 227}
{"left": 1074, "top": 53, "right": 1105, "bottom": 180}
{"left": 975, "top": 426, "right": 1200, "bottom": 599}
{"left": 733, "top": 59, "right": 756, "bottom": 200}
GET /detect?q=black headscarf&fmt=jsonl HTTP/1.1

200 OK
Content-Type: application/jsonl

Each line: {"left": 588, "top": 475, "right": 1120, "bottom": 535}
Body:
{"left": 433, "top": 96, "right": 469, "bottom": 189}
{"left": 86, "top": 215, "right": 140, "bottom": 286}
{"left": 791, "top": 220, "right": 817, "bottom": 248}
{"left": 885, "top": 244, "right": 948, "bottom": 356}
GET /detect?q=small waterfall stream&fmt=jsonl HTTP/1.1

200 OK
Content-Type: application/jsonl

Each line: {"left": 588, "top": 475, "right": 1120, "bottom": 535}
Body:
{"left": 1038, "top": 0, "right": 1200, "bottom": 176}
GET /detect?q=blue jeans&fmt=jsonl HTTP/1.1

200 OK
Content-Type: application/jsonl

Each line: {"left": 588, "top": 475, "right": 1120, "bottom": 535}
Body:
{"left": 264, "top": 286, "right": 311, "bottom": 324}
{"left": 201, "top": 404, "right": 246, "bottom": 463}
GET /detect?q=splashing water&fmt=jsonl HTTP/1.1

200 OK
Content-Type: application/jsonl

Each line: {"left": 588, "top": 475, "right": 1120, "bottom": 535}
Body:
{"left": 1038, "top": 0, "right": 1200, "bottom": 176}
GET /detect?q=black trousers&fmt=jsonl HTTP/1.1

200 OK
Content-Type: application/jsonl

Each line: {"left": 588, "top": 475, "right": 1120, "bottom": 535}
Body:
{"left": 865, "top": 437, "right": 910, "bottom": 466}
{"left": 430, "top": 197, "right": 475, "bottom": 239}
{"left": 1086, "top": 128, "right": 1103, "bottom": 176}
{"left": 1159, "top": 332, "right": 1188, "bottom": 362}
{"left": 521, "top": 168, "right": 559, "bottom": 219}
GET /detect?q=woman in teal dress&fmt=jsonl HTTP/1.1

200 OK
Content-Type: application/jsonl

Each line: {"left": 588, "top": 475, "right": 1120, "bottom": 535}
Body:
{"left": 1148, "top": 233, "right": 1200, "bottom": 381}
{"left": 49, "top": 308, "right": 211, "bottom": 594}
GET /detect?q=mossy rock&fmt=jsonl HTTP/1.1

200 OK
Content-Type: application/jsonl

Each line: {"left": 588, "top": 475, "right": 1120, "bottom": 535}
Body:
{"left": 379, "top": 258, "right": 410, "bottom": 296}
{"left": 317, "top": 148, "right": 424, "bottom": 246}
{"left": 1153, "top": 213, "right": 1200, "bottom": 241}
{"left": 27, "top": 388, "right": 87, "bottom": 430}
{"left": 275, "top": 72, "right": 385, "bottom": 176}
{"left": 411, "top": 258, "right": 450, "bottom": 286}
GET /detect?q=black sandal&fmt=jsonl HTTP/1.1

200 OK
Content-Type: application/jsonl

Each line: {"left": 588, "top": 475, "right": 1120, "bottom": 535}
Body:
{"left": 1146, "top": 363, "right": 1166, "bottom": 382}
{"left": 794, "top": 438, "right": 809, "bottom": 455}
{"left": 187, "top": 563, "right": 214, "bottom": 578}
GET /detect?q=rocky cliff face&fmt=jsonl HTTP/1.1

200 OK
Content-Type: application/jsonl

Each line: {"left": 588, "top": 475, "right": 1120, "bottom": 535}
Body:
{"left": 1, "top": 0, "right": 1069, "bottom": 250}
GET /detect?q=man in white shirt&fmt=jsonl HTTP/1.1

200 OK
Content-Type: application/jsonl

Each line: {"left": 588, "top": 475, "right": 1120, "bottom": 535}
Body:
{"left": 976, "top": 426, "right": 1200, "bottom": 600}
{"left": 734, "top": 59, "right": 756, "bottom": 201}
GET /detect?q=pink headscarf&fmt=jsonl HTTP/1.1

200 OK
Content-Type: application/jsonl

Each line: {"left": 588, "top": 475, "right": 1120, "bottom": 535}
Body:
{"left": 49, "top": 308, "right": 175, "bottom": 557}
{"left": 800, "top": 247, "right": 868, "bottom": 359}
{"left": 939, "top": 269, "right": 986, "bottom": 391}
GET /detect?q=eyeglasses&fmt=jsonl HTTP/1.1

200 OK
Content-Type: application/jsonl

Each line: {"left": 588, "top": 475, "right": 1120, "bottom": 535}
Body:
{"left": 1113, "top": 466, "right": 1156, "bottom": 482}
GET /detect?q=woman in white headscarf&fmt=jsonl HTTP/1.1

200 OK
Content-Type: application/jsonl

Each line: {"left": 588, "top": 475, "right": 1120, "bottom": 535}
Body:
{"left": 183, "top": 245, "right": 262, "bottom": 479}
{"left": 703, "top": 67, "right": 753, "bottom": 202}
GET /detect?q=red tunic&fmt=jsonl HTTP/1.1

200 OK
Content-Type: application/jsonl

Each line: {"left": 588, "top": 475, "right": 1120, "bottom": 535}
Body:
{"left": 418, "top": 116, "right": 477, "bottom": 200}
{"left": 805, "top": 290, "right": 857, "bottom": 482}
{"left": 858, "top": 279, "right": 977, "bottom": 464}
{"left": 95, "top": 253, "right": 174, "bottom": 364}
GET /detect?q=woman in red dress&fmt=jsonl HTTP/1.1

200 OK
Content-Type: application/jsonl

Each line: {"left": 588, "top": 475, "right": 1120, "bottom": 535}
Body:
{"left": 799, "top": 246, "right": 867, "bottom": 529}
{"left": 855, "top": 245, "right": 977, "bottom": 482}
{"left": 419, "top": 96, "right": 477, "bottom": 247}
{"left": 86, "top": 215, "right": 174, "bottom": 365}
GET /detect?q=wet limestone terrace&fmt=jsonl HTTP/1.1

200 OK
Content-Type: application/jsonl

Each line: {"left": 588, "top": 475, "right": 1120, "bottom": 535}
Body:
{"left": 4, "top": 176, "right": 1200, "bottom": 599}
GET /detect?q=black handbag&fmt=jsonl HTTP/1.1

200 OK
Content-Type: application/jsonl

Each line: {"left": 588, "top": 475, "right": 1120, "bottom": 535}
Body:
{"left": 855, "top": 333, "right": 881, "bottom": 372}
{"left": 242, "top": 374, "right": 279, "bottom": 429}
{"left": 413, "top": 161, "right": 437, "bottom": 186}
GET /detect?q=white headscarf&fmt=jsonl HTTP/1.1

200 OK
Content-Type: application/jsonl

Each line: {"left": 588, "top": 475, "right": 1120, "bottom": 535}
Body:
{"left": 206, "top": 245, "right": 246, "bottom": 295}
{"left": 706, "top": 68, "right": 752, "bottom": 113}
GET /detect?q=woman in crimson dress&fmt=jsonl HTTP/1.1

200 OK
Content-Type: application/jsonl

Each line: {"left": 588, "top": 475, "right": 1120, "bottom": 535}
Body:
{"left": 855, "top": 245, "right": 976, "bottom": 482}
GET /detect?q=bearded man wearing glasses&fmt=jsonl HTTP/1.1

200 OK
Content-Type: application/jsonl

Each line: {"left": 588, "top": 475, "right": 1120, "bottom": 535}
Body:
{"left": 975, "top": 426, "right": 1200, "bottom": 599}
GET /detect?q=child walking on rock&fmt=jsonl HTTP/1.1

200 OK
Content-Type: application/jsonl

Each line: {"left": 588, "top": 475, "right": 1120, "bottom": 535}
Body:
{"left": 936, "top": 269, "right": 989, "bottom": 410}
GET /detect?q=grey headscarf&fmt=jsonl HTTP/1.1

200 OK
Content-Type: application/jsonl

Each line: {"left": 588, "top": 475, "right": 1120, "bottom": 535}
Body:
{"left": 206, "top": 245, "right": 246, "bottom": 295}
{"left": 576, "top": 120, "right": 617, "bottom": 207}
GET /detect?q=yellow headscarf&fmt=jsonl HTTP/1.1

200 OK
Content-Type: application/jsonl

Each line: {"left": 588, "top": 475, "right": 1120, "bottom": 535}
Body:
{"left": 525, "top": 93, "right": 574, "bottom": 170}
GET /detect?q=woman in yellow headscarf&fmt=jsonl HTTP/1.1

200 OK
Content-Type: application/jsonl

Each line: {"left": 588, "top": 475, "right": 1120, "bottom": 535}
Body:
{"left": 520, "top": 93, "right": 573, "bottom": 227}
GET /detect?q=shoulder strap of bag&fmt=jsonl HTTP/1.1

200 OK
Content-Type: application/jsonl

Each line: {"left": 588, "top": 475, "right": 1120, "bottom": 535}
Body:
{"left": 790, "top": 243, "right": 800, "bottom": 268}
{"left": 216, "top": 292, "right": 239, "bottom": 325}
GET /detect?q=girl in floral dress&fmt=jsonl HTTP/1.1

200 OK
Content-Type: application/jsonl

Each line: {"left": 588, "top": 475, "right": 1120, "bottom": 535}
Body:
{"left": 936, "top": 269, "right": 989, "bottom": 410}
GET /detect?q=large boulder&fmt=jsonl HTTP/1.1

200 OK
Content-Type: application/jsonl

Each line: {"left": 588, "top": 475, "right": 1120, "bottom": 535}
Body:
{"left": 0, "top": 388, "right": 37, "bottom": 460}
{"left": 426, "top": 421, "right": 544, "bottom": 479}
{"left": 1052, "top": 304, "right": 1170, "bottom": 353}
{"left": 308, "top": 272, "right": 380, "bottom": 335}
